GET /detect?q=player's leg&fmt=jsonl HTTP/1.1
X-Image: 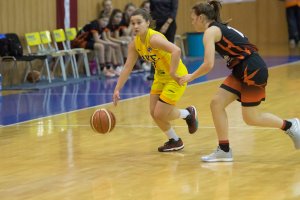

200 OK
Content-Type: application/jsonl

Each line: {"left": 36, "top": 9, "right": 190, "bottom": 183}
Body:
{"left": 242, "top": 106, "right": 300, "bottom": 149}
{"left": 149, "top": 79, "right": 196, "bottom": 152}
{"left": 150, "top": 94, "right": 184, "bottom": 152}
{"left": 201, "top": 87, "right": 237, "bottom": 162}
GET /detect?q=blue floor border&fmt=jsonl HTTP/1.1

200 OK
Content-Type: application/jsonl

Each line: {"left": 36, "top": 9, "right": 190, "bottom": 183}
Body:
{"left": 1, "top": 55, "right": 300, "bottom": 126}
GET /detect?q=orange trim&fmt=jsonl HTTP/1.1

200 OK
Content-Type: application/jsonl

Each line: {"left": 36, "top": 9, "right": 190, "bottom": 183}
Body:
{"left": 160, "top": 94, "right": 176, "bottom": 105}
{"left": 222, "top": 36, "right": 251, "bottom": 55}
{"left": 150, "top": 90, "right": 162, "bottom": 95}
{"left": 285, "top": 0, "right": 299, "bottom": 7}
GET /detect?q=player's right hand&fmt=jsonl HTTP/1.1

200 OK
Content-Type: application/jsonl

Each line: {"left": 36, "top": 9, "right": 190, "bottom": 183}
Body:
{"left": 113, "top": 90, "right": 120, "bottom": 106}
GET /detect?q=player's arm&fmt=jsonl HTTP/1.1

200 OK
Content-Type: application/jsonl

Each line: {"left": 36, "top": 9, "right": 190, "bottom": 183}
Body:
{"left": 149, "top": 34, "right": 181, "bottom": 82}
{"left": 180, "top": 26, "right": 221, "bottom": 84}
{"left": 113, "top": 40, "right": 138, "bottom": 105}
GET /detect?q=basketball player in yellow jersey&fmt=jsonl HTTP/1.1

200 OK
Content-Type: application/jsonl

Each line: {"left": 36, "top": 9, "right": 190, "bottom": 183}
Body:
{"left": 113, "top": 8, "right": 198, "bottom": 152}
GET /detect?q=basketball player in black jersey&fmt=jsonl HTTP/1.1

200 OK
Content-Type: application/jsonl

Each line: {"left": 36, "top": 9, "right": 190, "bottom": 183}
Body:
{"left": 179, "top": 0, "right": 300, "bottom": 162}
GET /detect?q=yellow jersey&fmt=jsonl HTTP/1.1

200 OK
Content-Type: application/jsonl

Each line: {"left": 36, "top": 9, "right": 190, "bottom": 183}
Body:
{"left": 134, "top": 28, "right": 188, "bottom": 80}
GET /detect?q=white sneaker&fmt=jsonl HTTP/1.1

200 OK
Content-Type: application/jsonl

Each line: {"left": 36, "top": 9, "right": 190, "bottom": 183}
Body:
{"left": 201, "top": 146, "right": 233, "bottom": 162}
{"left": 286, "top": 118, "right": 300, "bottom": 149}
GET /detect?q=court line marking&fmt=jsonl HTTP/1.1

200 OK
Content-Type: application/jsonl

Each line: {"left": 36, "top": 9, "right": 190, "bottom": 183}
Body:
{"left": 1, "top": 60, "right": 299, "bottom": 128}
{"left": 9, "top": 124, "right": 278, "bottom": 130}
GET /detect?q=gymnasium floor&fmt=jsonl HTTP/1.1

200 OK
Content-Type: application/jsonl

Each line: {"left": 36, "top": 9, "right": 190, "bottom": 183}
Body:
{"left": 1, "top": 50, "right": 300, "bottom": 199}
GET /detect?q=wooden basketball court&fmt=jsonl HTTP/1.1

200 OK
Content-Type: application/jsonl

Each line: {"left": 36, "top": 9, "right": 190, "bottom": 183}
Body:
{"left": 1, "top": 53, "right": 300, "bottom": 199}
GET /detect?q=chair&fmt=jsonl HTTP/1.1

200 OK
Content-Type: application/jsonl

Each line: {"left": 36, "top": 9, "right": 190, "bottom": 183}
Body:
{"left": 25, "top": 32, "right": 69, "bottom": 82}
{"left": 65, "top": 27, "right": 92, "bottom": 77}
{"left": 52, "top": 29, "right": 90, "bottom": 78}
{"left": 38, "top": 31, "right": 68, "bottom": 81}
{"left": 0, "top": 33, "right": 51, "bottom": 85}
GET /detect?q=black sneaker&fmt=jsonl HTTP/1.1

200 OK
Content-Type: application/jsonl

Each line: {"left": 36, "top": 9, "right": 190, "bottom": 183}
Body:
{"left": 158, "top": 138, "right": 184, "bottom": 152}
{"left": 185, "top": 106, "right": 198, "bottom": 134}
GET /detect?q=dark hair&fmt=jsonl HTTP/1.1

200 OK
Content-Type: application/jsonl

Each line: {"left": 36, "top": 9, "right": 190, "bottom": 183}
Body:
{"left": 192, "top": 0, "right": 228, "bottom": 24}
{"left": 130, "top": 8, "right": 155, "bottom": 28}
{"left": 131, "top": 8, "right": 152, "bottom": 22}
{"left": 124, "top": 2, "right": 136, "bottom": 11}
{"left": 108, "top": 8, "right": 123, "bottom": 25}
{"left": 140, "top": 0, "right": 150, "bottom": 8}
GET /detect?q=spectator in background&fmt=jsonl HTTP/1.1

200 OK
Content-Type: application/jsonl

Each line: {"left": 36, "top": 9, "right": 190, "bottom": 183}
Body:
{"left": 140, "top": 0, "right": 150, "bottom": 13}
{"left": 103, "top": 9, "right": 131, "bottom": 75}
{"left": 121, "top": 2, "right": 137, "bottom": 37}
{"left": 121, "top": 3, "right": 136, "bottom": 28}
{"left": 147, "top": 0, "right": 178, "bottom": 80}
{"left": 120, "top": 2, "right": 145, "bottom": 73}
{"left": 98, "top": 0, "right": 113, "bottom": 18}
{"left": 74, "top": 15, "right": 116, "bottom": 77}
{"left": 284, "top": 0, "right": 300, "bottom": 48}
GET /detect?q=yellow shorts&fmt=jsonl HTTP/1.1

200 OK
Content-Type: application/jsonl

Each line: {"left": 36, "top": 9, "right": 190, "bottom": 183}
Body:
{"left": 150, "top": 78, "right": 187, "bottom": 105}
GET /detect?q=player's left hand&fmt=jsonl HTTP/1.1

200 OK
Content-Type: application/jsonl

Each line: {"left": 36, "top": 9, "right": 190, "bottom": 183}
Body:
{"left": 170, "top": 73, "right": 180, "bottom": 85}
{"left": 179, "top": 74, "right": 193, "bottom": 86}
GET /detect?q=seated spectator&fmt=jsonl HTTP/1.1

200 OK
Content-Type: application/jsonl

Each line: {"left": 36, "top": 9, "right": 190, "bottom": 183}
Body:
{"left": 103, "top": 9, "right": 132, "bottom": 65}
{"left": 121, "top": 3, "right": 137, "bottom": 37}
{"left": 140, "top": 0, "right": 150, "bottom": 13}
{"left": 75, "top": 15, "right": 120, "bottom": 77}
{"left": 98, "top": 0, "right": 113, "bottom": 18}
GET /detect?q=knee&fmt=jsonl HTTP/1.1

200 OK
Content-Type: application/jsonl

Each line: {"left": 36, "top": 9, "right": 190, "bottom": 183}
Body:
{"left": 210, "top": 96, "right": 224, "bottom": 111}
{"left": 94, "top": 43, "right": 104, "bottom": 51}
{"left": 152, "top": 110, "right": 165, "bottom": 121}
{"left": 242, "top": 113, "right": 257, "bottom": 126}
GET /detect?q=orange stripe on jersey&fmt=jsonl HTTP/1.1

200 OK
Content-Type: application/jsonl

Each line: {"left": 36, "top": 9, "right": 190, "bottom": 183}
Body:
{"left": 222, "top": 36, "right": 251, "bottom": 55}
{"left": 217, "top": 36, "right": 252, "bottom": 59}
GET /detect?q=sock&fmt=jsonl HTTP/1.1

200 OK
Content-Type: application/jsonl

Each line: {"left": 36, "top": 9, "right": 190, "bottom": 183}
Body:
{"left": 179, "top": 109, "right": 190, "bottom": 119}
{"left": 164, "top": 127, "right": 179, "bottom": 141}
{"left": 219, "top": 140, "right": 230, "bottom": 152}
{"left": 281, "top": 120, "right": 292, "bottom": 131}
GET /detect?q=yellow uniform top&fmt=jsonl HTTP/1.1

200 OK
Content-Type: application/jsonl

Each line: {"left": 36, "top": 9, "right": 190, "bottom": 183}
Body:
{"left": 134, "top": 28, "right": 188, "bottom": 80}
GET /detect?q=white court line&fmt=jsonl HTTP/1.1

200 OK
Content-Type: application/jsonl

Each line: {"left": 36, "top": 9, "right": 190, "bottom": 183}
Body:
{"left": 10, "top": 124, "right": 278, "bottom": 130}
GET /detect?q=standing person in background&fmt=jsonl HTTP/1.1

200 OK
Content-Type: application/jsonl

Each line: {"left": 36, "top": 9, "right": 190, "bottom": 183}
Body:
{"left": 284, "top": 0, "right": 300, "bottom": 48}
{"left": 113, "top": 9, "right": 198, "bottom": 152}
{"left": 179, "top": 0, "right": 300, "bottom": 162}
{"left": 147, "top": 0, "right": 179, "bottom": 80}
{"left": 98, "top": 0, "right": 113, "bottom": 18}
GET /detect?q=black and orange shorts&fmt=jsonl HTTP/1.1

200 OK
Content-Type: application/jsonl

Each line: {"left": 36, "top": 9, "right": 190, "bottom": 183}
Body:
{"left": 220, "top": 53, "right": 269, "bottom": 107}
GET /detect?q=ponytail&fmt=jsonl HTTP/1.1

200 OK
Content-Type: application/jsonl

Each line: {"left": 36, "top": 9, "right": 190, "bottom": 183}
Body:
{"left": 208, "top": 1, "right": 222, "bottom": 23}
{"left": 192, "top": 0, "right": 229, "bottom": 25}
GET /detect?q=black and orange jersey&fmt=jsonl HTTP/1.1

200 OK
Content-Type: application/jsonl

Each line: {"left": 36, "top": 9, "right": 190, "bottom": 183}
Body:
{"left": 104, "top": 23, "right": 127, "bottom": 37}
{"left": 209, "top": 21, "right": 258, "bottom": 69}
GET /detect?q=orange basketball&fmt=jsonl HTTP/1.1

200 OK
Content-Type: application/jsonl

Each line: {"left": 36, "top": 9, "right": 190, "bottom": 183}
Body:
{"left": 26, "top": 70, "right": 41, "bottom": 83}
{"left": 90, "top": 108, "right": 116, "bottom": 134}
